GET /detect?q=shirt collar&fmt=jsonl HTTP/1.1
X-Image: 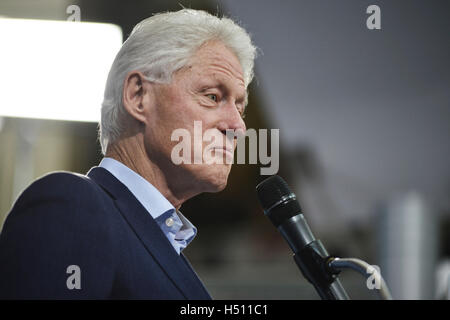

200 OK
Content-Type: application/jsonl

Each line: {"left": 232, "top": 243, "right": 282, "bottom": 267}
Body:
{"left": 99, "top": 157, "right": 174, "bottom": 220}
{"left": 98, "top": 157, "right": 197, "bottom": 254}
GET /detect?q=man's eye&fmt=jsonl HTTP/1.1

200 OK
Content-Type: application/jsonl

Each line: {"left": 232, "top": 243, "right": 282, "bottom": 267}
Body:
{"left": 206, "top": 94, "right": 218, "bottom": 102}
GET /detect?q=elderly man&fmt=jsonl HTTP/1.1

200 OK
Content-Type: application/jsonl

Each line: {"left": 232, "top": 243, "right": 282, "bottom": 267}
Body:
{"left": 0, "top": 9, "right": 256, "bottom": 299}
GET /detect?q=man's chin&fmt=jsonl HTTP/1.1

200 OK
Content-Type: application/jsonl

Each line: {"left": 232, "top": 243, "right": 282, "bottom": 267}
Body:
{"left": 208, "top": 180, "right": 228, "bottom": 193}
{"left": 199, "top": 165, "right": 231, "bottom": 193}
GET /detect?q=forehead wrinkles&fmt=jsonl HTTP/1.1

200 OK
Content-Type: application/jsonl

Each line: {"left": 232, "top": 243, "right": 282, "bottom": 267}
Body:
{"left": 191, "top": 43, "right": 245, "bottom": 87}
{"left": 207, "top": 63, "right": 245, "bottom": 89}
{"left": 205, "top": 51, "right": 244, "bottom": 83}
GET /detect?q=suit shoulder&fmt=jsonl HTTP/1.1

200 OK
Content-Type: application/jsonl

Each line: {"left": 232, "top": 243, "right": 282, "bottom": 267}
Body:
{"left": 30, "top": 170, "right": 93, "bottom": 189}
{"left": 28, "top": 170, "right": 96, "bottom": 194}
{"left": 2, "top": 170, "right": 117, "bottom": 239}
{"left": 12, "top": 171, "right": 103, "bottom": 212}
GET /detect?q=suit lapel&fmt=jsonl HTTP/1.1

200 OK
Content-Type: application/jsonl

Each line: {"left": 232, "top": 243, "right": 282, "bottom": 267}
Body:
{"left": 87, "top": 166, "right": 210, "bottom": 299}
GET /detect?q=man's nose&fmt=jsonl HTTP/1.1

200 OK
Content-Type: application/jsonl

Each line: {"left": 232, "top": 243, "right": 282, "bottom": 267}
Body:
{"left": 216, "top": 101, "right": 247, "bottom": 139}
{"left": 225, "top": 102, "right": 246, "bottom": 133}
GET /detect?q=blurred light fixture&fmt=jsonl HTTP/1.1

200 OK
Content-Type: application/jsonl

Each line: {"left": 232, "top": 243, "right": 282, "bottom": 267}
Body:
{"left": 0, "top": 18, "right": 122, "bottom": 122}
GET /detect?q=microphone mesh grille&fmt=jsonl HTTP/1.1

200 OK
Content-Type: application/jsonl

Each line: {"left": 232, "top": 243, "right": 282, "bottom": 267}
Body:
{"left": 255, "top": 175, "right": 293, "bottom": 211}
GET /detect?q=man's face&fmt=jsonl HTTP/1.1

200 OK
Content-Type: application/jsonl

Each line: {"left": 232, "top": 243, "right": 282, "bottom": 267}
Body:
{"left": 143, "top": 41, "right": 247, "bottom": 194}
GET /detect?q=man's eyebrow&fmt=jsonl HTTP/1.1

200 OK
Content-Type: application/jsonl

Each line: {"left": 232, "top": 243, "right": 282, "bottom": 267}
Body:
{"left": 216, "top": 83, "right": 248, "bottom": 105}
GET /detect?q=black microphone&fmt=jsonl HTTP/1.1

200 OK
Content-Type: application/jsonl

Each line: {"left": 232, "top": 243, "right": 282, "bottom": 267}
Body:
{"left": 256, "top": 175, "right": 349, "bottom": 300}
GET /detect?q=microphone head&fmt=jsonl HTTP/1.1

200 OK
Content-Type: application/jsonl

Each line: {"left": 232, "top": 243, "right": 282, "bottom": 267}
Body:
{"left": 256, "top": 175, "right": 292, "bottom": 211}
{"left": 256, "top": 175, "right": 303, "bottom": 227}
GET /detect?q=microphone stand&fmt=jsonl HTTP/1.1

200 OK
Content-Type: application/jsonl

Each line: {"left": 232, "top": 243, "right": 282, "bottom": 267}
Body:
{"left": 292, "top": 239, "right": 350, "bottom": 300}
{"left": 327, "top": 257, "right": 393, "bottom": 300}
{"left": 292, "top": 238, "right": 393, "bottom": 300}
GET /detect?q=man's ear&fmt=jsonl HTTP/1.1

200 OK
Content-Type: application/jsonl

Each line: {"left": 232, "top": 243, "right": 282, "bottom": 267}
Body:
{"left": 122, "top": 71, "right": 150, "bottom": 124}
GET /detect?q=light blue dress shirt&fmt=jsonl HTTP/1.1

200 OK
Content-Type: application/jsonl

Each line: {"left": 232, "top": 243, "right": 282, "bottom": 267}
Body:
{"left": 99, "top": 157, "right": 196, "bottom": 255}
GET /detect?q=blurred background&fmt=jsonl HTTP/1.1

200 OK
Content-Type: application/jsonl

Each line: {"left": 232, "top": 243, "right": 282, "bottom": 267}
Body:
{"left": 0, "top": 0, "right": 449, "bottom": 299}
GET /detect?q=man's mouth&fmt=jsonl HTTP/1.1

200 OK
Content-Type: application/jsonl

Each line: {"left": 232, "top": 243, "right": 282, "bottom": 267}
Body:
{"left": 212, "top": 146, "right": 234, "bottom": 161}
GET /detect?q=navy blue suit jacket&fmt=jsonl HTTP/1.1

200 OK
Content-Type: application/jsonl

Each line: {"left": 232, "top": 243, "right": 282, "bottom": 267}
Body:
{"left": 0, "top": 167, "right": 211, "bottom": 299}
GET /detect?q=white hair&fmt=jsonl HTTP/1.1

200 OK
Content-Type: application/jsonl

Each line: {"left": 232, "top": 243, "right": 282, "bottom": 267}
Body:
{"left": 99, "top": 9, "right": 257, "bottom": 155}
